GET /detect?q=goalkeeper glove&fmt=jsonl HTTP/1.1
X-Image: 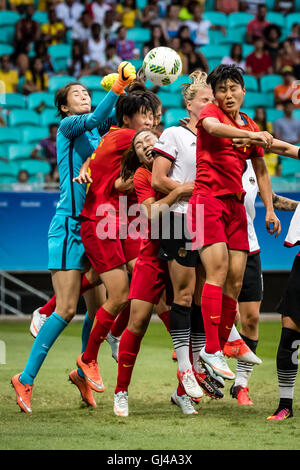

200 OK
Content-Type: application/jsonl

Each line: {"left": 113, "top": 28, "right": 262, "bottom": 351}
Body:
{"left": 112, "top": 61, "right": 136, "bottom": 95}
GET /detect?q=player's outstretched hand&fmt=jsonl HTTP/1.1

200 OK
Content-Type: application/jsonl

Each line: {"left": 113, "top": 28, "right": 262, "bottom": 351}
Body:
{"left": 249, "top": 131, "right": 273, "bottom": 151}
{"left": 265, "top": 211, "right": 281, "bottom": 238}
{"left": 112, "top": 61, "right": 136, "bottom": 95}
{"left": 101, "top": 73, "right": 119, "bottom": 92}
{"left": 73, "top": 172, "right": 93, "bottom": 185}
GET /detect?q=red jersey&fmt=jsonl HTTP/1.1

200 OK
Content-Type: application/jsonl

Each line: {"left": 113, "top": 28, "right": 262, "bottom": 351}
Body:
{"left": 133, "top": 166, "right": 161, "bottom": 258}
{"left": 195, "top": 103, "right": 264, "bottom": 198}
{"left": 81, "top": 126, "right": 136, "bottom": 221}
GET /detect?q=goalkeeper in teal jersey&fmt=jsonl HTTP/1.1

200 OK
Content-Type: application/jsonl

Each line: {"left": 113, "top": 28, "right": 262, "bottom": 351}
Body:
{"left": 11, "top": 63, "right": 137, "bottom": 413}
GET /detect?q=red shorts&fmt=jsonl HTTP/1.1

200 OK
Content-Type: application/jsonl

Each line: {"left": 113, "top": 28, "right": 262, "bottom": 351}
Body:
{"left": 81, "top": 217, "right": 141, "bottom": 274}
{"left": 129, "top": 255, "right": 172, "bottom": 305}
{"left": 187, "top": 194, "right": 249, "bottom": 252}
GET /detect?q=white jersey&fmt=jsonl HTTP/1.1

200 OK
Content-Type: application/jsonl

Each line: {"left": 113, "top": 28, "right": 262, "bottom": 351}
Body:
{"left": 284, "top": 203, "right": 300, "bottom": 247}
{"left": 242, "top": 160, "right": 260, "bottom": 254}
{"left": 153, "top": 126, "right": 196, "bottom": 214}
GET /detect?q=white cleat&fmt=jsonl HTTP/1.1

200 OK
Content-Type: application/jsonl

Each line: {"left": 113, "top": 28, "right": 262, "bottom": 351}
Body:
{"left": 177, "top": 369, "right": 203, "bottom": 399}
{"left": 30, "top": 308, "right": 48, "bottom": 338}
{"left": 223, "top": 340, "right": 262, "bottom": 365}
{"left": 199, "top": 348, "right": 235, "bottom": 380}
{"left": 106, "top": 332, "right": 120, "bottom": 363}
{"left": 114, "top": 391, "right": 129, "bottom": 417}
{"left": 171, "top": 391, "right": 198, "bottom": 415}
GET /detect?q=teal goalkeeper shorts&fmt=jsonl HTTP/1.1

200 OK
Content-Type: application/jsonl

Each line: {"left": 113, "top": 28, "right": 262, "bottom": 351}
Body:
{"left": 48, "top": 214, "right": 86, "bottom": 270}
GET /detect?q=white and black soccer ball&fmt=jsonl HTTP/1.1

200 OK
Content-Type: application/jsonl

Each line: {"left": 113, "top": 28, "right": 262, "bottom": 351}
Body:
{"left": 142, "top": 47, "right": 182, "bottom": 87}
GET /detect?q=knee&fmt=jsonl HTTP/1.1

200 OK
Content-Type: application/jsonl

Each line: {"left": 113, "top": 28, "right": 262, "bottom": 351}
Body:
{"left": 174, "top": 287, "right": 194, "bottom": 307}
{"left": 225, "top": 279, "right": 243, "bottom": 300}
{"left": 55, "top": 302, "right": 77, "bottom": 323}
{"left": 241, "top": 309, "right": 259, "bottom": 331}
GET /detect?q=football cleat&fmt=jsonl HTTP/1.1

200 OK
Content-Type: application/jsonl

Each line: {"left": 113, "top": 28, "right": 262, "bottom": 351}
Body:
{"left": 200, "top": 362, "right": 225, "bottom": 388}
{"left": 30, "top": 307, "right": 48, "bottom": 338}
{"left": 199, "top": 348, "right": 235, "bottom": 380}
{"left": 106, "top": 332, "right": 120, "bottom": 363}
{"left": 223, "top": 339, "right": 262, "bottom": 365}
{"left": 76, "top": 354, "right": 105, "bottom": 393}
{"left": 114, "top": 391, "right": 129, "bottom": 417}
{"left": 193, "top": 369, "right": 224, "bottom": 399}
{"left": 68, "top": 369, "right": 97, "bottom": 408}
{"left": 267, "top": 408, "right": 293, "bottom": 421}
{"left": 11, "top": 373, "right": 33, "bottom": 414}
{"left": 171, "top": 391, "right": 198, "bottom": 415}
{"left": 172, "top": 350, "right": 177, "bottom": 362}
{"left": 230, "top": 385, "right": 254, "bottom": 405}
{"left": 177, "top": 369, "right": 203, "bottom": 399}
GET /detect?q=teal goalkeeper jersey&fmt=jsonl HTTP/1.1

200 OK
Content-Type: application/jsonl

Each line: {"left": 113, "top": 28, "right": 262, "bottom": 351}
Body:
{"left": 55, "top": 90, "right": 118, "bottom": 217}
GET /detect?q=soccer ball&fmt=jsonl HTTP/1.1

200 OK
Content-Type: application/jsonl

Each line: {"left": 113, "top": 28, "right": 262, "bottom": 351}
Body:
{"left": 142, "top": 47, "right": 182, "bottom": 87}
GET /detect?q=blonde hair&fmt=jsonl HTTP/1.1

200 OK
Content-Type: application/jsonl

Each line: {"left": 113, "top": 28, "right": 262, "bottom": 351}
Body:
{"left": 181, "top": 70, "right": 210, "bottom": 103}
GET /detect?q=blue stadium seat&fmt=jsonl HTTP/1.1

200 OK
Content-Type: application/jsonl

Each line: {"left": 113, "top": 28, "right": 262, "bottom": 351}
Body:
{"left": 40, "top": 109, "right": 60, "bottom": 127}
{"left": 20, "top": 126, "right": 49, "bottom": 144}
{"left": 242, "top": 44, "right": 254, "bottom": 58}
{"left": 127, "top": 28, "right": 151, "bottom": 42}
{"left": 240, "top": 108, "right": 255, "bottom": 119}
{"left": 228, "top": 12, "right": 253, "bottom": 28}
{"left": 208, "top": 30, "right": 225, "bottom": 45}
{"left": 243, "top": 75, "right": 258, "bottom": 92}
{"left": 16, "top": 159, "right": 51, "bottom": 176}
{"left": 0, "top": 11, "right": 20, "bottom": 26}
{"left": 163, "top": 74, "right": 191, "bottom": 93}
{"left": 32, "top": 11, "right": 48, "bottom": 24}
{"left": 260, "top": 74, "right": 282, "bottom": 93}
{"left": 0, "top": 29, "right": 12, "bottom": 44}
{"left": 3, "top": 93, "right": 26, "bottom": 110}
{"left": 204, "top": 0, "right": 214, "bottom": 11}
{"left": 91, "top": 91, "right": 107, "bottom": 108}
{"left": 202, "top": 12, "right": 228, "bottom": 27}
{"left": 0, "top": 160, "right": 18, "bottom": 182}
{"left": 266, "top": 12, "right": 285, "bottom": 27}
{"left": 200, "top": 45, "right": 230, "bottom": 60}
{"left": 286, "top": 13, "right": 300, "bottom": 32}
{"left": 293, "top": 109, "right": 300, "bottom": 119}
{"left": 243, "top": 91, "right": 274, "bottom": 108}
{"left": 0, "top": 127, "right": 20, "bottom": 145}
{"left": 0, "top": 44, "right": 14, "bottom": 56}
{"left": 208, "top": 58, "right": 221, "bottom": 71}
{"left": 48, "top": 45, "right": 72, "bottom": 72}
{"left": 27, "top": 92, "right": 55, "bottom": 110}
{"left": 281, "top": 156, "right": 300, "bottom": 177}
{"left": 130, "top": 58, "right": 144, "bottom": 71}
{"left": 137, "top": 0, "right": 147, "bottom": 9}
{"left": 164, "top": 108, "right": 187, "bottom": 127}
{"left": 266, "top": 108, "right": 284, "bottom": 122}
{"left": 49, "top": 76, "right": 76, "bottom": 93}
{"left": 8, "top": 110, "right": 40, "bottom": 127}
{"left": 157, "top": 91, "right": 184, "bottom": 108}
{"left": 0, "top": 26, "right": 14, "bottom": 44}
{"left": 265, "top": 0, "right": 276, "bottom": 9}
{"left": 8, "top": 144, "right": 36, "bottom": 161}
{"left": 218, "top": 28, "right": 246, "bottom": 45}
{"left": 79, "top": 75, "right": 103, "bottom": 92}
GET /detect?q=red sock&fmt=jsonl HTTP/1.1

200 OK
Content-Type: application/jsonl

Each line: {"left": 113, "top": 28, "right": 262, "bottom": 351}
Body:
{"left": 83, "top": 306, "right": 115, "bottom": 363}
{"left": 201, "top": 283, "right": 222, "bottom": 354}
{"left": 219, "top": 294, "right": 237, "bottom": 350}
{"left": 80, "top": 274, "right": 95, "bottom": 296}
{"left": 110, "top": 302, "right": 130, "bottom": 338}
{"left": 158, "top": 310, "right": 170, "bottom": 332}
{"left": 176, "top": 381, "right": 186, "bottom": 396}
{"left": 40, "top": 296, "right": 56, "bottom": 317}
{"left": 115, "top": 328, "right": 143, "bottom": 394}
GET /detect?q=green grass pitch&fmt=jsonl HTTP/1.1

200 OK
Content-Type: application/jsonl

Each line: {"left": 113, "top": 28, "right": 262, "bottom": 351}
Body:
{"left": 0, "top": 320, "right": 299, "bottom": 450}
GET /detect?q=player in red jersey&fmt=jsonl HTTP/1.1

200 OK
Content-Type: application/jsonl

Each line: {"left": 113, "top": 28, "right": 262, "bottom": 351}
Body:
{"left": 187, "top": 65, "right": 281, "bottom": 380}
{"left": 75, "top": 91, "right": 156, "bottom": 392}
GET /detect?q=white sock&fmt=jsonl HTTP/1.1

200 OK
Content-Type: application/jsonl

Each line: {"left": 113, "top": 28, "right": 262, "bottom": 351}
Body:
{"left": 228, "top": 324, "right": 242, "bottom": 342}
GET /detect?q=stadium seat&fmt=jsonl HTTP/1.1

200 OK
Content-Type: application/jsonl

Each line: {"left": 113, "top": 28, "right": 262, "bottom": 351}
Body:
{"left": 8, "top": 144, "right": 36, "bottom": 161}
{"left": 293, "top": 109, "right": 300, "bottom": 119}
{"left": 40, "top": 109, "right": 60, "bottom": 127}
{"left": 204, "top": 0, "right": 214, "bottom": 11}
{"left": 202, "top": 12, "right": 228, "bottom": 27}
{"left": 163, "top": 74, "right": 190, "bottom": 93}
{"left": 32, "top": 11, "right": 48, "bottom": 24}
{"left": 286, "top": 13, "right": 300, "bottom": 33}
{"left": 127, "top": 28, "right": 151, "bottom": 43}
{"left": 200, "top": 45, "right": 230, "bottom": 60}
{"left": 130, "top": 58, "right": 144, "bottom": 71}
{"left": 240, "top": 108, "right": 255, "bottom": 119}
{"left": 281, "top": 156, "right": 300, "bottom": 177}
{"left": 243, "top": 91, "right": 274, "bottom": 108}
{"left": 0, "top": 44, "right": 14, "bottom": 56}
{"left": 157, "top": 91, "right": 184, "bottom": 108}
{"left": 8, "top": 110, "right": 40, "bottom": 127}
{"left": 27, "top": 92, "right": 55, "bottom": 110}
{"left": 208, "top": 30, "right": 225, "bottom": 45}
{"left": 164, "top": 108, "right": 187, "bottom": 127}
{"left": 242, "top": 44, "right": 254, "bottom": 58}
{"left": 79, "top": 75, "right": 103, "bottom": 92}
{"left": 266, "top": 12, "right": 285, "bottom": 28}
{"left": 91, "top": 91, "right": 107, "bottom": 108}
{"left": 260, "top": 74, "right": 282, "bottom": 93}
{"left": 266, "top": 108, "right": 284, "bottom": 122}
{"left": 228, "top": 12, "right": 253, "bottom": 29}
{"left": 0, "top": 160, "right": 18, "bottom": 182}
{"left": 16, "top": 159, "right": 51, "bottom": 176}
{"left": 243, "top": 75, "right": 258, "bottom": 92}
{"left": 49, "top": 76, "right": 76, "bottom": 93}
{"left": 0, "top": 127, "right": 20, "bottom": 145}
{"left": 2, "top": 93, "right": 26, "bottom": 110}
{"left": 0, "top": 29, "right": 12, "bottom": 45}
{"left": 20, "top": 126, "right": 49, "bottom": 144}
{"left": 0, "top": 11, "right": 20, "bottom": 26}
{"left": 218, "top": 28, "right": 246, "bottom": 45}
{"left": 48, "top": 45, "right": 72, "bottom": 72}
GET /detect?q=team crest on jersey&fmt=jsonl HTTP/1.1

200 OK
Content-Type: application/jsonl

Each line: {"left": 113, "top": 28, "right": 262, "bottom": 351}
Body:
{"left": 249, "top": 177, "right": 256, "bottom": 185}
{"left": 178, "top": 247, "right": 187, "bottom": 258}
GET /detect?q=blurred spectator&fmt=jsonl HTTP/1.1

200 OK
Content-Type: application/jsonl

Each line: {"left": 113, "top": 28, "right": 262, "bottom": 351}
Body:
{"left": 56, "top": 0, "right": 85, "bottom": 30}
{"left": 215, "top": 0, "right": 239, "bottom": 14}
{"left": 144, "top": 25, "right": 167, "bottom": 55}
{"left": 263, "top": 24, "right": 281, "bottom": 66}
{"left": 116, "top": 0, "right": 141, "bottom": 29}
{"left": 71, "top": 10, "right": 92, "bottom": 42}
{"left": 167, "top": 37, "right": 188, "bottom": 74}
{"left": 181, "top": 38, "right": 209, "bottom": 73}
{"left": 240, "top": 0, "right": 266, "bottom": 15}
{"left": 273, "top": 100, "right": 300, "bottom": 144}
{"left": 102, "top": 10, "right": 121, "bottom": 41}
{"left": 245, "top": 36, "right": 273, "bottom": 78}
{"left": 31, "top": 123, "right": 58, "bottom": 176}
{"left": 84, "top": 23, "right": 107, "bottom": 71}
{"left": 104, "top": 43, "right": 122, "bottom": 72}
{"left": 274, "top": 0, "right": 294, "bottom": 14}
{"left": 141, "top": 0, "right": 166, "bottom": 27}
{"left": 15, "top": 53, "right": 30, "bottom": 93}
{"left": 111, "top": 26, "right": 139, "bottom": 61}
{"left": 10, "top": 0, "right": 34, "bottom": 14}
{"left": 178, "top": 0, "right": 193, "bottom": 21}
{"left": 274, "top": 66, "right": 300, "bottom": 109}
{"left": 90, "top": 0, "right": 111, "bottom": 25}
{"left": 221, "top": 43, "right": 246, "bottom": 71}
{"left": 14, "top": 4, "right": 40, "bottom": 55}
{"left": 185, "top": 4, "right": 225, "bottom": 46}
{"left": 289, "top": 23, "right": 300, "bottom": 52}
{"left": 246, "top": 4, "right": 270, "bottom": 44}
{"left": 275, "top": 39, "right": 300, "bottom": 74}
{"left": 254, "top": 106, "right": 279, "bottom": 176}
{"left": 68, "top": 41, "right": 90, "bottom": 78}
{"left": 41, "top": 8, "right": 66, "bottom": 46}
{"left": 23, "top": 57, "right": 49, "bottom": 94}
{"left": 12, "top": 170, "right": 33, "bottom": 192}
{"left": 0, "top": 55, "right": 18, "bottom": 93}
{"left": 178, "top": 25, "right": 192, "bottom": 41}
{"left": 34, "top": 41, "right": 54, "bottom": 75}
{"left": 161, "top": 4, "right": 182, "bottom": 42}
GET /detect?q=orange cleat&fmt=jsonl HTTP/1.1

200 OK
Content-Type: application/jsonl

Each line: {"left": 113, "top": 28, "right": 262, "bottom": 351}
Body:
{"left": 223, "top": 339, "right": 262, "bottom": 365}
{"left": 69, "top": 369, "right": 97, "bottom": 408}
{"left": 11, "top": 373, "right": 33, "bottom": 413}
{"left": 267, "top": 408, "right": 293, "bottom": 421}
{"left": 172, "top": 350, "right": 177, "bottom": 362}
{"left": 230, "top": 385, "right": 254, "bottom": 405}
{"left": 76, "top": 354, "right": 105, "bottom": 393}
